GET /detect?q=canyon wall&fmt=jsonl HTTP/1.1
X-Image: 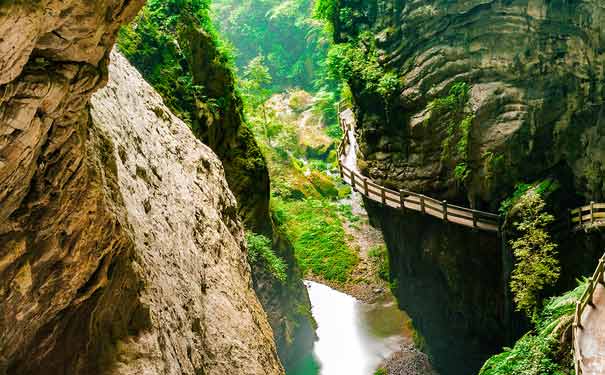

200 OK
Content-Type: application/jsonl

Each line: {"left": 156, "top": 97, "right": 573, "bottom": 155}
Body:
{"left": 336, "top": 0, "right": 605, "bottom": 373}
{"left": 118, "top": 7, "right": 315, "bottom": 369}
{"left": 0, "top": 2, "right": 283, "bottom": 374}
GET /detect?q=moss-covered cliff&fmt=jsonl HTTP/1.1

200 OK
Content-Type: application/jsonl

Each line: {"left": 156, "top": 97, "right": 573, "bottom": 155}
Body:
{"left": 116, "top": 2, "right": 315, "bottom": 370}
{"left": 329, "top": 0, "right": 605, "bottom": 373}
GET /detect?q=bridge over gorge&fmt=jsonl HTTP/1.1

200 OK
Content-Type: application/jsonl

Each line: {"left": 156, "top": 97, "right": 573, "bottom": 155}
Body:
{"left": 336, "top": 104, "right": 605, "bottom": 234}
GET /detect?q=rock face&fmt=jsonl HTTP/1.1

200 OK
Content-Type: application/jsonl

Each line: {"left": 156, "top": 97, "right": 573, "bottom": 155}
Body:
{"left": 339, "top": 0, "right": 605, "bottom": 206}
{"left": 335, "top": 0, "right": 605, "bottom": 373}
{"left": 119, "top": 11, "right": 315, "bottom": 370}
{"left": 0, "top": 2, "right": 283, "bottom": 374}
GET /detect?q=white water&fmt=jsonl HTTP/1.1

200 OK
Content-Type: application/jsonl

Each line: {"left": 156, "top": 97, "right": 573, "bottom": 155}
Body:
{"left": 295, "top": 281, "right": 409, "bottom": 375}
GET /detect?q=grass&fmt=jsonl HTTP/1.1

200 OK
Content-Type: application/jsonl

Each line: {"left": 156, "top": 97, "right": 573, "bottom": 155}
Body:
{"left": 479, "top": 281, "right": 587, "bottom": 375}
{"left": 368, "top": 245, "right": 389, "bottom": 281}
{"left": 246, "top": 232, "right": 288, "bottom": 282}
{"left": 273, "top": 198, "right": 359, "bottom": 283}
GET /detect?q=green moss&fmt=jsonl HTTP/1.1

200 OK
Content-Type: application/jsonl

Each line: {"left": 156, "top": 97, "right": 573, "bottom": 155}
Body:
{"left": 273, "top": 198, "right": 359, "bottom": 283}
{"left": 368, "top": 245, "right": 389, "bottom": 281}
{"left": 479, "top": 282, "right": 587, "bottom": 375}
{"left": 326, "top": 34, "right": 401, "bottom": 99}
{"left": 246, "top": 232, "right": 288, "bottom": 283}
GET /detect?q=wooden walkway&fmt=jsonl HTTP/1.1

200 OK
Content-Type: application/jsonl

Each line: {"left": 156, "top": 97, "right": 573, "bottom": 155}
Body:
{"left": 336, "top": 104, "right": 605, "bottom": 235}
{"left": 573, "top": 254, "right": 605, "bottom": 375}
{"left": 336, "top": 105, "right": 501, "bottom": 232}
{"left": 571, "top": 203, "right": 605, "bottom": 231}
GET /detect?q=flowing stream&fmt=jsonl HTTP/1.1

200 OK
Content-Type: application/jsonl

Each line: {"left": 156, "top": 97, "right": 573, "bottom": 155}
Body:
{"left": 290, "top": 281, "right": 413, "bottom": 375}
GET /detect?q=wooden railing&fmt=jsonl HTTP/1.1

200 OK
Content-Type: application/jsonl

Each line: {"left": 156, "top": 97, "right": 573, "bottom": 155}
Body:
{"left": 336, "top": 104, "right": 501, "bottom": 233}
{"left": 573, "top": 254, "right": 605, "bottom": 374}
{"left": 570, "top": 203, "right": 605, "bottom": 230}
{"left": 336, "top": 102, "right": 604, "bottom": 235}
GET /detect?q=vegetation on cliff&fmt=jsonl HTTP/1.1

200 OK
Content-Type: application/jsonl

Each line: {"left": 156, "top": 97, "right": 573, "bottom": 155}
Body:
{"left": 480, "top": 282, "right": 586, "bottom": 375}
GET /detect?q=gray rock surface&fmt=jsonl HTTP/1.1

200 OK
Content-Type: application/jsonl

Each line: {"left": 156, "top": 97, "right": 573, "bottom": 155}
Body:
{"left": 0, "top": 1, "right": 284, "bottom": 373}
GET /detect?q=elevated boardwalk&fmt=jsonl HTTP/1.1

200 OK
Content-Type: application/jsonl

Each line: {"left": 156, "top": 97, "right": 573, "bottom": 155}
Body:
{"left": 336, "top": 106, "right": 500, "bottom": 232}
{"left": 574, "top": 254, "right": 605, "bottom": 375}
{"left": 336, "top": 105, "right": 605, "bottom": 235}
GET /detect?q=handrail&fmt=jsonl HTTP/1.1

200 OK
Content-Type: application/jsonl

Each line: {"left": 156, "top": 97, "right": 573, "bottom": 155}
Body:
{"left": 572, "top": 254, "right": 605, "bottom": 374}
{"left": 336, "top": 103, "right": 501, "bottom": 232}
{"left": 336, "top": 102, "right": 603, "bottom": 234}
{"left": 570, "top": 202, "right": 605, "bottom": 230}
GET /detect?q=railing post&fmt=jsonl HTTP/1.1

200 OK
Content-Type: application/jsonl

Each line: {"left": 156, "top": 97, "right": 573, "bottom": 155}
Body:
{"left": 576, "top": 302, "right": 583, "bottom": 329}
{"left": 420, "top": 195, "right": 425, "bottom": 214}
{"left": 351, "top": 172, "right": 356, "bottom": 192}
{"left": 339, "top": 163, "right": 343, "bottom": 179}
{"left": 473, "top": 213, "right": 478, "bottom": 228}
{"left": 399, "top": 190, "right": 406, "bottom": 211}
{"left": 568, "top": 209, "right": 572, "bottom": 230}
{"left": 443, "top": 200, "right": 448, "bottom": 221}
{"left": 381, "top": 188, "right": 386, "bottom": 204}
{"left": 364, "top": 178, "right": 369, "bottom": 196}
{"left": 591, "top": 201, "right": 595, "bottom": 224}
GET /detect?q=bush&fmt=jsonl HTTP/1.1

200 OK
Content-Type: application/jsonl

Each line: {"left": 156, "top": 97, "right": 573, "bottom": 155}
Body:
{"left": 509, "top": 192, "right": 560, "bottom": 320}
{"left": 374, "top": 368, "right": 387, "bottom": 375}
{"left": 246, "top": 232, "right": 288, "bottom": 283}
{"left": 479, "top": 282, "right": 586, "bottom": 375}
{"left": 326, "top": 37, "right": 400, "bottom": 99}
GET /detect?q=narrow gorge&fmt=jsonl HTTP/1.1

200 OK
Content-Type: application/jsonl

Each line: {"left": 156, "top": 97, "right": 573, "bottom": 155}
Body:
{"left": 2, "top": 1, "right": 605, "bottom": 375}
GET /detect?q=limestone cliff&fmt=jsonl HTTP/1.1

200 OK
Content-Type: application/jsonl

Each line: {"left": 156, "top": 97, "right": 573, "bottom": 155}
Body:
{"left": 0, "top": 2, "right": 283, "bottom": 374}
{"left": 337, "top": 0, "right": 605, "bottom": 206}
{"left": 334, "top": 0, "right": 605, "bottom": 373}
{"left": 118, "top": 8, "right": 315, "bottom": 370}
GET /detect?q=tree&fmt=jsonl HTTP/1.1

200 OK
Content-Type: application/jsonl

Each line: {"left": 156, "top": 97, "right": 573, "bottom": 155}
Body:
{"left": 509, "top": 192, "right": 560, "bottom": 321}
{"left": 240, "top": 55, "right": 273, "bottom": 137}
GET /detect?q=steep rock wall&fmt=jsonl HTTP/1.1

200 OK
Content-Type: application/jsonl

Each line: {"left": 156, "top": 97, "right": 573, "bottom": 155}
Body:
{"left": 119, "top": 13, "right": 315, "bottom": 370}
{"left": 335, "top": 0, "right": 605, "bottom": 373}
{"left": 0, "top": 2, "right": 283, "bottom": 373}
{"left": 339, "top": 0, "right": 605, "bottom": 206}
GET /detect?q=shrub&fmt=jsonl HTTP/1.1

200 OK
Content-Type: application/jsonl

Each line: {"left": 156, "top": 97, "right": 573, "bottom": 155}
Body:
{"left": 326, "top": 38, "right": 400, "bottom": 99}
{"left": 479, "top": 282, "right": 586, "bottom": 375}
{"left": 509, "top": 192, "right": 560, "bottom": 320}
{"left": 374, "top": 368, "right": 387, "bottom": 375}
{"left": 246, "top": 232, "right": 288, "bottom": 283}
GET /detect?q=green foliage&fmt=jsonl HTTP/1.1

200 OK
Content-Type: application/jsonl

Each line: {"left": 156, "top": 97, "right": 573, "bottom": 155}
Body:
{"left": 479, "top": 282, "right": 586, "bottom": 375}
{"left": 454, "top": 163, "right": 471, "bottom": 183}
{"left": 246, "top": 232, "right": 288, "bottom": 283}
{"left": 313, "top": 0, "right": 338, "bottom": 23}
{"left": 509, "top": 192, "right": 560, "bottom": 320}
{"left": 273, "top": 198, "right": 359, "bottom": 283}
{"left": 117, "top": 0, "right": 230, "bottom": 129}
{"left": 326, "top": 37, "right": 400, "bottom": 98}
{"left": 428, "top": 82, "right": 470, "bottom": 117}
{"left": 500, "top": 183, "right": 532, "bottom": 215}
{"left": 368, "top": 245, "right": 390, "bottom": 281}
{"left": 373, "top": 368, "right": 387, "bottom": 375}
{"left": 213, "top": 0, "right": 331, "bottom": 91}
{"left": 426, "top": 83, "right": 475, "bottom": 183}
{"left": 240, "top": 55, "right": 273, "bottom": 112}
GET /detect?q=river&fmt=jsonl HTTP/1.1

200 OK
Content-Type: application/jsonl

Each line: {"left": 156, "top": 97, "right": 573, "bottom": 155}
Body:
{"left": 289, "top": 281, "right": 413, "bottom": 375}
